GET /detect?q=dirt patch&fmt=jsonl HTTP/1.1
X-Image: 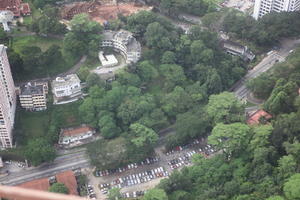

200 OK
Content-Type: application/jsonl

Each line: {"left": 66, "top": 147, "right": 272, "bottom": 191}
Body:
{"left": 61, "top": 0, "right": 152, "bottom": 24}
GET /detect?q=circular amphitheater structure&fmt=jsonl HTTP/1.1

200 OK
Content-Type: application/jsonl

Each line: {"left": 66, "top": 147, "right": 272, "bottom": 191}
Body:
{"left": 101, "top": 30, "right": 141, "bottom": 64}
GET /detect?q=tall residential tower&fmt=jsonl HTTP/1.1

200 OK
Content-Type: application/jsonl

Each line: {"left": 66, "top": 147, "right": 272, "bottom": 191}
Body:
{"left": 253, "top": 0, "right": 300, "bottom": 19}
{"left": 0, "top": 45, "right": 16, "bottom": 148}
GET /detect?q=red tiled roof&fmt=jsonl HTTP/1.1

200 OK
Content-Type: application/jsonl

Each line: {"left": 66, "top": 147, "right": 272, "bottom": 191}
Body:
{"left": 247, "top": 109, "right": 272, "bottom": 125}
{"left": 21, "top": 3, "right": 31, "bottom": 14}
{"left": 0, "top": 0, "right": 31, "bottom": 17}
{"left": 18, "top": 177, "right": 50, "bottom": 191}
{"left": 56, "top": 171, "right": 78, "bottom": 195}
{"left": 0, "top": 0, "right": 21, "bottom": 9}
{"left": 62, "top": 125, "right": 94, "bottom": 137}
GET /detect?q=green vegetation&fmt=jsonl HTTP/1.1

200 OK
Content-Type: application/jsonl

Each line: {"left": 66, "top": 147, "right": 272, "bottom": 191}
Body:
{"left": 23, "top": 138, "right": 56, "bottom": 166}
{"left": 14, "top": 101, "right": 82, "bottom": 146}
{"left": 49, "top": 183, "right": 69, "bottom": 194}
{"left": 12, "top": 35, "right": 62, "bottom": 53}
{"left": 222, "top": 10, "right": 300, "bottom": 47}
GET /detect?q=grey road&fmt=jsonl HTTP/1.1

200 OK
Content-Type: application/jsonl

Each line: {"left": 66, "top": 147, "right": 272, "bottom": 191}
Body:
{"left": 0, "top": 149, "right": 90, "bottom": 186}
{"left": 0, "top": 127, "right": 175, "bottom": 186}
{"left": 233, "top": 38, "right": 300, "bottom": 103}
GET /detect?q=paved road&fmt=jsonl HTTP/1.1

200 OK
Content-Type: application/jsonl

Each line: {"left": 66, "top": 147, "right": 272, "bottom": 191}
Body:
{"left": 0, "top": 150, "right": 90, "bottom": 186}
{"left": 0, "top": 127, "right": 175, "bottom": 186}
{"left": 233, "top": 38, "right": 300, "bottom": 103}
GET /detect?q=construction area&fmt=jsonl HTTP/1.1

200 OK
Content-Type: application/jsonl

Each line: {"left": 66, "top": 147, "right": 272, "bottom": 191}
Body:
{"left": 60, "top": 0, "right": 152, "bottom": 24}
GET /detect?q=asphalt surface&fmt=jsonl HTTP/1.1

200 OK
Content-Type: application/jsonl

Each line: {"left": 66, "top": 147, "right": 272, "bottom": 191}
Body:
{"left": 233, "top": 38, "right": 300, "bottom": 102}
{"left": 0, "top": 149, "right": 90, "bottom": 186}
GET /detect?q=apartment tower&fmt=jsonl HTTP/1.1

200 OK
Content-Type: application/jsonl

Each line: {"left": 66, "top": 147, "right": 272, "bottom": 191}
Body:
{"left": 253, "top": 0, "right": 300, "bottom": 19}
{"left": 0, "top": 45, "right": 16, "bottom": 148}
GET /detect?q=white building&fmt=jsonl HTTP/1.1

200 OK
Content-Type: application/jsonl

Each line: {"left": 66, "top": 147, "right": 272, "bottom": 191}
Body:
{"left": 51, "top": 74, "right": 82, "bottom": 104}
{"left": 98, "top": 51, "right": 118, "bottom": 67}
{"left": 101, "top": 30, "right": 141, "bottom": 64}
{"left": 253, "top": 0, "right": 300, "bottom": 19}
{"left": 19, "top": 82, "right": 48, "bottom": 111}
{"left": 58, "top": 124, "right": 95, "bottom": 145}
{"left": 0, "top": 45, "right": 16, "bottom": 149}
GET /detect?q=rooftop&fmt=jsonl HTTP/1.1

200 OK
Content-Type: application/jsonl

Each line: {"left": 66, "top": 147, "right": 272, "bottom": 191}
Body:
{"left": 62, "top": 124, "right": 94, "bottom": 137}
{"left": 52, "top": 74, "right": 80, "bottom": 88}
{"left": 20, "top": 83, "right": 44, "bottom": 96}
{"left": 247, "top": 109, "right": 272, "bottom": 125}
{"left": 56, "top": 171, "right": 78, "bottom": 195}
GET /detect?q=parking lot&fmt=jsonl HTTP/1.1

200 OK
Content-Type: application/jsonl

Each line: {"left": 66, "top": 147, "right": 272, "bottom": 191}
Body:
{"left": 86, "top": 138, "right": 215, "bottom": 199}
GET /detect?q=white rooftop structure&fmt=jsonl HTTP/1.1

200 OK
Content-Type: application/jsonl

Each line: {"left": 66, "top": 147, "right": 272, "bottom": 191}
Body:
{"left": 98, "top": 51, "right": 118, "bottom": 68}
{"left": 0, "top": 11, "right": 13, "bottom": 32}
{"left": 51, "top": 74, "right": 82, "bottom": 104}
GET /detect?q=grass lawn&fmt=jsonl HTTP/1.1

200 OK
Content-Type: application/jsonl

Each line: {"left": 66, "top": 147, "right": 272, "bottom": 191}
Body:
{"left": 11, "top": 35, "right": 79, "bottom": 81}
{"left": 14, "top": 101, "right": 82, "bottom": 146}
{"left": 12, "top": 35, "right": 63, "bottom": 53}
{"left": 82, "top": 56, "right": 101, "bottom": 69}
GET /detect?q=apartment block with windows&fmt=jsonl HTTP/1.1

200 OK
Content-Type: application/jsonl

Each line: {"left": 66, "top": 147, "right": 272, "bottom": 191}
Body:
{"left": 253, "top": 0, "right": 300, "bottom": 19}
{"left": 19, "top": 82, "right": 47, "bottom": 111}
{"left": 0, "top": 45, "right": 16, "bottom": 149}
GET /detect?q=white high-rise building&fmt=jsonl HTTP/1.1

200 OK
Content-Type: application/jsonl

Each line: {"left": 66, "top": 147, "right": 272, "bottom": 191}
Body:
{"left": 0, "top": 45, "right": 16, "bottom": 149}
{"left": 253, "top": 0, "right": 300, "bottom": 19}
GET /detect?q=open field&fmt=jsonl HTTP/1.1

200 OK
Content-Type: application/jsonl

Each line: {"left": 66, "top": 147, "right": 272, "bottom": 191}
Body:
{"left": 14, "top": 101, "right": 82, "bottom": 146}
{"left": 12, "top": 35, "right": 62, "bottom": 53}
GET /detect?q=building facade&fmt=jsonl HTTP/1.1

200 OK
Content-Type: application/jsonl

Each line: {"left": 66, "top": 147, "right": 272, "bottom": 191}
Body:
{"left": 58, "top": 124, "right": 95, "bottom": 145}
{"left": 19, "top": 82, "right": 48, "bottom": 111}
{"left": 51, "top": 74, "right": 82, "bottom": 104}
{"left": 253, "top": 0, "right": 300, "bottom": 19}
{"left": 101, "top": 30, "right": 141, "bottom": 64}
{"left": 0, "top": 45, "right": 16, "bottom": 149}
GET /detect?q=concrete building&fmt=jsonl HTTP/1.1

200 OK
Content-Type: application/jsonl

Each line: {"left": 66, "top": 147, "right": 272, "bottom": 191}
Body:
{"left": 98, "top": 51, "right": 118, "bottom": 67}
{"left": 0, "top": 45, "right": 16, "bottom": 149}
{"left": 221, "top": 40, "right": 256, "bottom": 61}
{"left": 51, "top": 74, "right": 82, "bottom": 105}
{"left": 58, "top": 124, "right": 95, "bottom": 145}
{"left": 101, "top": 30, "right": 141, "bottom": 64}
{"left": 253, "top": 0, "right": 300, "bottom": 19}
{"left": 19, "top": 82, "right": 48, "bottom": 111}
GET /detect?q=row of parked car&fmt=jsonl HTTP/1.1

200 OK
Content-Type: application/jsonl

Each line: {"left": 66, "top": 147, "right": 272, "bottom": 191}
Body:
{"left": 95, "top": 157, "right": 159, "bottom": 177}
{"left": 165, "top": 138, "right": 205, "bottom": 155}
{"left": 121, "top": 191, "right": 145, "bottom": 198}
{"left": 100, "top": 167, "right": 169, "bottom": 191}
{"left": 86, "top": 184, "right": 96, "bottom": 200}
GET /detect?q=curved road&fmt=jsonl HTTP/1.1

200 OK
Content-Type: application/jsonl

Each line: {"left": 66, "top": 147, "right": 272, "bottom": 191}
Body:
{"left": 233, "top": 38, "right": 300, "bottom": 104}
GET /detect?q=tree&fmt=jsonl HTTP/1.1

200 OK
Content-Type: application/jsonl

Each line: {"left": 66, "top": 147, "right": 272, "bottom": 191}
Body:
{"left": 175, "top": 111, "right": 209, "bottom": 142}
{"left": 160, "top": 64, "right": 186, "bottom": 89}
{"left": 277, "top": 155, "right": 297, "bottom": 180}
{"left": 206, "top": 92, "right": 245, "bottom": 125}
{"left": 143, "top": 189, "right": 168, "bottom": 200}
{"left": 266, "top": 196, "right": 284, "bottom": 200}
{"left": 77, "top": 66, "right": 90, "bottom": 81}
{"left": 145, "top": 22, "right": 172, "bottom": 51}
{"left": 108, "top": 188, "right": 122, "bottom": 200}
{"left": 161, "top": 51, "right": 176, "bottom": 64}
{"left": 129, "top": 123, "right": 158, "bottom": 148}
{"left": 136, "top": 61, "right": 158, "bottom": 82}
{"left": 208, "top": 123, "right": 251, "bottom": 156}
{"left": 284, "top": 173, "right": 300, "bottom": 199}
{"left": 23, "top": 138, "right": 56, "bottom": 166}
{"left": 161, "top": 86, "right": 193, "bottom": 118}
{"left": 63, "top": 14, "right": 102, "bottom": 58}
{"left": 49, "top": 183, "right": 69, "bottom": 194}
